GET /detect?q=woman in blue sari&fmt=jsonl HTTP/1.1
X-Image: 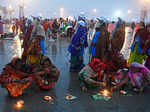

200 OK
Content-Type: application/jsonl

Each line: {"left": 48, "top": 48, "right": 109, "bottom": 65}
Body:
{"left": 68, "top": 20, "right": 88, "bottom": 72}
{"left": 90, "top": 18, "right": 110, "bottom": 61}
{"left": 89, "top": 21, "right": 102, "bottom": 59}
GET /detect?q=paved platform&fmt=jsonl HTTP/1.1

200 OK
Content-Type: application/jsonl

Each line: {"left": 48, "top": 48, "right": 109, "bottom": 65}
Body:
{"left": 0, "top": 36, "right": 150, "bottom": 112}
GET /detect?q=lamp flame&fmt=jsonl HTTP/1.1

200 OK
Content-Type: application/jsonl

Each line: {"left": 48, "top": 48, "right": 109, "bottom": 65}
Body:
{"left": 14, "top": 100, "right": 24, "bottom": 110}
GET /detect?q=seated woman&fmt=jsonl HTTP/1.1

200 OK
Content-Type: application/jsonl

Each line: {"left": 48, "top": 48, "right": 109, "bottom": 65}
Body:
{"left": 35, "top": 55, "right": 60, "bottom": 90}
{"left": 26, "top": 44, "right": 60, "bottom": 90}
{"left": 0, "top": 58, "right": 32, "bottom": 97}
{"left": 79, "top": 58, "right": 106, "bottom": 92}
{"left": 113, "top": 62, "right": 150, "bottom": 92}
{"left": 0, "top": 54, "right": 59, "bottom": 97}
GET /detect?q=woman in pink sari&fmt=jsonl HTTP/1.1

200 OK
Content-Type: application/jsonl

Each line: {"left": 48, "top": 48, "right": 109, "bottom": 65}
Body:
{"left": 113, "top": 62, "right": 150, "bottom": 92}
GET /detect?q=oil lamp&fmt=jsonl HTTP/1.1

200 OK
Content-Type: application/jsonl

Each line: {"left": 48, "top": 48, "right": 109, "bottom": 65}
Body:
{"left": 100, "top": 89, "right": 111, "bottom": 98}
{"left": 44, "top": 96, "right": 53, "bottom": 101}
{"left": 14, "top": 100, "right": 24, "bottom": 110}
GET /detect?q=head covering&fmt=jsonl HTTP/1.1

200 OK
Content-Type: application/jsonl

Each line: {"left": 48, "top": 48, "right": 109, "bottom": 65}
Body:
{"left": 89, "top": 58, "right": 106, "bottom": 81}
{"left": 89, "top": 58, "right": 106, "bottom": 72}
{"left": 11, "top": 57, "right": 23, "bottom": 69}
{"left": 79, "top": 13, "right": 85, "bottom": 21}
{"left": 11, "top": 57, "right": 21, "bottom": 65}
{"left": 31, "top": 14, "right": 41, "bottom": 21}
{"left": 129, "top": 62, "right": 150, "bottom": 88}
{"left": 27, "top": 19, "right": 32, "bottom": 25}
{"left": 78, "top": 20, "right": 85, "bottom": 27}
{"left": 97, "top": 17, "right": 108, "bottom": 23}
{"left": 130, "top": 62, "right": 144, "bottom": 69}
{"left": 30, "top": 15, "right": 46, "bottom": 40}
{"left": 112, "top": 17, "right": 124, "bottom": 37}
{"left": 96, "top": 17, "right": 107, "bottom": 28}
{"left": 40, "top": 55, "right": 52, "bottom": 65}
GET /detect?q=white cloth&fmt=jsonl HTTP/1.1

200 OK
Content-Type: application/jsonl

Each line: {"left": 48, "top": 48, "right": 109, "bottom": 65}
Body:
{"left": 31, "top": 23, "right": 46, "bottom": 41}
{"left": 79, "top": 65, "right": 98, "bottom": 84}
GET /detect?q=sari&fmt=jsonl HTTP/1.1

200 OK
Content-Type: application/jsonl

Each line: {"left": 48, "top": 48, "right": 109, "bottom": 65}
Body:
{"left": 129, "top": 62, "right": 150, "bottom": 89}
{"left": 0, "top": 58, "right": 31, "bottom": 97}
{"left": 128, "top": 34, "right": 147, "bottom": 64}
{"left": 68, "top": 25, "right": 88, "bottom": 71}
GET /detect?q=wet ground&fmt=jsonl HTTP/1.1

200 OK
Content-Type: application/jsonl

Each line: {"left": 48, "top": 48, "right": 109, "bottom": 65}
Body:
{"left": 0, "top": 32, "right": 150, "bottom": 112}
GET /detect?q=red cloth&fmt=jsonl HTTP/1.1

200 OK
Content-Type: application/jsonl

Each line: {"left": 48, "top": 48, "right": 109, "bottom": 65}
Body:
{"left": 36, "top": 80, "right": 55, "bottom": 90}
{"left": 43, "top": 23, "right": 48, "bottom": 32}
{"left": 48, "top": 21, "right": 53, "bottom": 29}
{"left": 89, "top": 58, "right": 106, "bottom": 81}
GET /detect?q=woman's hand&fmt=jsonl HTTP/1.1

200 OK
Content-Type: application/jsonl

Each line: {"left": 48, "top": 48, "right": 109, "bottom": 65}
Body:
{"left": 96, "top": 82, "right": 106, "bottom": 87}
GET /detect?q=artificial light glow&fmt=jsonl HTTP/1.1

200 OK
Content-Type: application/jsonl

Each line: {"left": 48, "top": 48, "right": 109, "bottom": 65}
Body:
{"left": 103, "top": 90, "right": 109, "bottom": 97}
{"left": 127, "top": 10, "right": 132, "bottom": 14}
{"left": 39, "top": 13, "right": 42, "bottom": 17}
{"left": 60, "top": 8, "right": 64, "bottom": 18}
{"left": 144, "top": 0, "right": 150, "bottom": 3}
{"left": 114, "top": 10, "right": 122, "bottom": 17}
{"left": 99, "top": 89, "right": 111, "bottom": 97}
{"left": 20, "top": 0, "right": 24, "bottom": 7}
{"left": 93, "top": 9, "right": 97, "bottom": 13}
{"left": 68, "top": 16, "right": 73, "bottom": 21}
{"left": 139, "top": 0, "right": 150, "bottom": 6}
{"left": 8, "top": 5, "right": 12, "bottom": 9}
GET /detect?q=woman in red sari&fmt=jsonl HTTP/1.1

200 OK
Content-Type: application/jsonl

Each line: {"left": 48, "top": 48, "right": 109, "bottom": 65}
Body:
{"left": 0, "top": 58, "right": 32, "bottom": 97}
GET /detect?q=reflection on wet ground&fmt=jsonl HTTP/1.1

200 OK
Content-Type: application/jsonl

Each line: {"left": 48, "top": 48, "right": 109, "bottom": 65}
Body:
{"left": 0, "top": 35, "right": 150, "bottom": 112}
{"left": 121, "top": 27, "right": 134, "bottom": 60}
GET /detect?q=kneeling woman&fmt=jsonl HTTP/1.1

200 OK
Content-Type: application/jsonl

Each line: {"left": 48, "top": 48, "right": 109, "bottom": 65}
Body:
{"left": 113, "top": 62, "right": 150, "bottom": 92}
{"left": 79, "top": 58, "right": 106, "bottom": 91}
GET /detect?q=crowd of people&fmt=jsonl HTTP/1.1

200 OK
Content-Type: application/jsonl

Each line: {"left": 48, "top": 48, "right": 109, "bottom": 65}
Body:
{"left": 0, "top": 16, "right": 60, "bottom": 97}
{"left": 10, "top": 17, "right": 76, "bottom": 39}
{"left": 68, "top": 16, "right": 150, "bottom": 93}
{"left": 0, "top": 14, "right": 150, "bottom": 97}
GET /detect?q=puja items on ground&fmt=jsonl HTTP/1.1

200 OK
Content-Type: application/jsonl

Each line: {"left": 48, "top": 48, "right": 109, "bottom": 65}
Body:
{"left": 44, "top": 96, "right": 54, "bottom": 101}
{"left": 65, "top": 94, "right": 77, "bottom": 100}
{"left": 92, "top": 89, "right": 111, "bottom": 101}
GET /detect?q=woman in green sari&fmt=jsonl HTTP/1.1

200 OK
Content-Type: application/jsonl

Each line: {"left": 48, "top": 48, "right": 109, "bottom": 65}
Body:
{"left": 128, "top": 22, "right": 147, "bottom": 64}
